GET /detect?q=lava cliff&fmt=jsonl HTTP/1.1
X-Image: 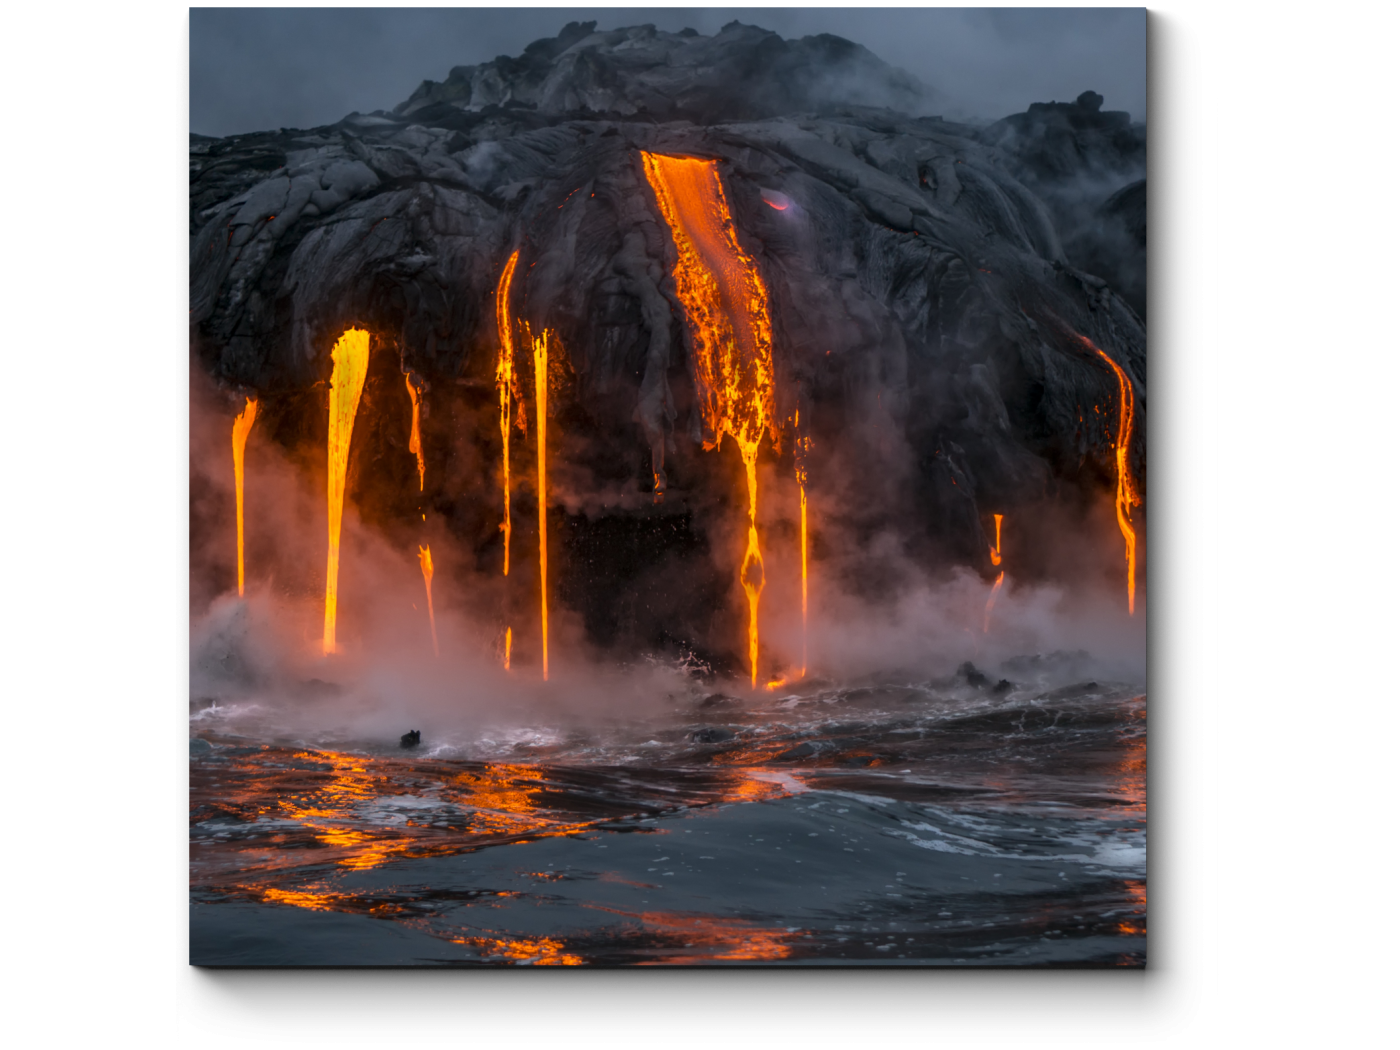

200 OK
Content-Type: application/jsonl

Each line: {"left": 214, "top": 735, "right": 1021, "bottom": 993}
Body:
{"left": 189, "top": 21, "right": 1147, "bottom": 667}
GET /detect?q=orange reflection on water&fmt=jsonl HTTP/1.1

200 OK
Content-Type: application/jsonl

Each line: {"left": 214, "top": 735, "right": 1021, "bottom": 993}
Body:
{"left": 453, "top": 763, "right": 544, "bottom": 814}
{"left": 598, "top": 908, "right": 794, "bottom": 964}
{"left": 258, "top": 885, "right": 341, "bottom": 912}
{"left": 273, "top": 758, "right": 405, "bottom": 869}
{"left": 450, "top": 935, "right": 583, "bottom": 966}
{"left": 1118, "top": 878, "right": 1147, "bottom": 935}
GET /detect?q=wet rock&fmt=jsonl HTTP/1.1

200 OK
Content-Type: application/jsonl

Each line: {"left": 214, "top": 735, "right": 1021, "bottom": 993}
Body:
{"left": 774, "top": 742, "right": 817, "bottom": 760}
{"left": 400, "top": 730, "right": 422, "bottom": 748}
{"left": 992, "top": 679, "right": 1014, "bottom": 695}
{"left": 691, "top": 727, "right": 736, "bottom": 744}
{"left": 958, "top": 662, "right": 991, "bottom": 688}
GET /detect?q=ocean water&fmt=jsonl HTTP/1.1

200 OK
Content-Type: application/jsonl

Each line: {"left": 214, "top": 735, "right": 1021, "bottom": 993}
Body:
{"left": 189, "top": 658, "right": 1145, "bottom": 967}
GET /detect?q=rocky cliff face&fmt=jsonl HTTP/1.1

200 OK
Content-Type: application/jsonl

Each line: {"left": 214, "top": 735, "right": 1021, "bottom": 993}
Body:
{"left": 189, "top": 21, "right": 1146, "bottom": 665}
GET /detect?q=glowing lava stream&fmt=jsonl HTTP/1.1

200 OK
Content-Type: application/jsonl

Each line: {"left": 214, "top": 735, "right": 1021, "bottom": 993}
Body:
{"left": 794, "top": 408, "right": 810, "bottom": 677}
{"left": 496, "top": 250, "right": 520, "bottom": 577}
{"left": 323, "top": 328, "right": 371, "bottom": 655}
{"left": 405, "top": 373, "right": 425, "bottom": 499}
{"left": 532, "top": 329, "right": 552, "bottom": 681}
{"left": 641, "top": 151, "right": 776, "bottom": 688}
{"left": 1078, "top": 334, "right": 1141, "bottom": 614}
{"left": 418, "top": 545, "right": 439, "bottom": 657}
{"left": 231, "top": 397, "right": 258, "bottom": 597}
{"left": 984, "top": 513, "right": 1005, "bottom": 633}
{"left": 496, "top": 251, "right": 521, "bottom": 671}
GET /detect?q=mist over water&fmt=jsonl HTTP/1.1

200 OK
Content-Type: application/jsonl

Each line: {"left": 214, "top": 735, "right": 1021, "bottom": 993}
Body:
{"left": 189, "top": 367, "right": 1144, "bottom": 966}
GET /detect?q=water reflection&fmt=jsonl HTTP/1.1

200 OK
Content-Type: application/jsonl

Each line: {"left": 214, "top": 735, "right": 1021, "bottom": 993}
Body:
{"left": 192, "top": 683, "right": 1147, "bottom": 965}
{"left": 626, "top": 911, "right": 794, "bottom": 964}
{"left": 448, "top": 935, "right": 584, "bottom": 966}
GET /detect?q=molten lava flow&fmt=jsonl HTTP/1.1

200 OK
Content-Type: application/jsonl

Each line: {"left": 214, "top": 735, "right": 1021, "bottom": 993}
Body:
{"left": 984, "top": 513, "right": 1005, "bottom": 633}
{"left": 503, "top": 626, "right": 512, "bottom": 671}
{"left": 532, "top": 328, "right": 551, "bottom": 682}
{"left": 1078, "top": 335, "right": 1141, "bottom": 614}
{"left": 323, "top": 328, "right": 370, "bottom": 655}
{"left": 794, "top": 409, "right": 810, "bottom": 677}
{"left": 231, "top": 397, "right": 258, "bottom": 597}
{"left": 496, "top": 249, "right": 520, "bottom": 578}
{"left": 404, "top": 373, "right": 425, "bottom": 496}
{"left": 417, "top": 545, "right": 439, "bottom": 658}
{"left": 641, "top": 151, "right": 776, "bottom": 688}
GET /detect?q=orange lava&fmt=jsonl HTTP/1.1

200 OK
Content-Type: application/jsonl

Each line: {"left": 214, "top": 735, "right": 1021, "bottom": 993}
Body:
{"left": 641, "top": 151, "right": 776, "bottom": 687}
{"left": 404, "top": 373, "right": 425, "bottom": 496}
{"left": 495, "top": 249, "right": 521, "bottom": 578}
{"left": 795, "top": 408, "right": 810, "bottom": 677}
{"left": 231, "top": 397, "right": 258, "bottom": 597}
{"left": 503, "top": 626, "right": 512, "bottom": 670}
{"left": 418, "top": 544, "right": 439, "bottom": 658}
{"left": 765, "top": 675, "right": 788, "bottom": 692}
{"left": 983, "top": 513, "right": 1004, "bottom": 633}
{"left": 1079, "top": 335, "right": 1141, "bottom": 614}
{"left": 532, "top": 328, "right": 551, "bottom": 682}
{"left": 323, "top": 328, "right": 370, "bottom": 655}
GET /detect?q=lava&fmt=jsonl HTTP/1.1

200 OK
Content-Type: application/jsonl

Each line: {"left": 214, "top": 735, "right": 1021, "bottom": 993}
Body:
{"left": 231, "top": 397, "right": 258, "bottom": 597}
{"left": 495, "top": 249, "right": 521, "bottom": 578}
{"left": 641, "top": 151, "right": 776, "bottom": 687}
{"left": 404, "top": 372, "right": 425, "bottom": 497}
{"left": 795, "top": 408, "right": 810, "bottom": 677}
{"left": 984, "top": 513, "right": 1005, "bottom": 633}
{"left": 418, "top": 544, "right": 439, "bottom": 658}
{"left": 532, "top": 328, "right": 552, "bottom": 682}
{"left": 1079, "top": 335, "right": 1140, "bottom": 614}
{"left": 323, "top": 328, "right": 370, "bottom": 655}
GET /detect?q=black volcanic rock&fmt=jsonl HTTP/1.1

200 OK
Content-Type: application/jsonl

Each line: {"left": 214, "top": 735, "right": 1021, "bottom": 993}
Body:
{"left": 981, "top": 90, "right": 1147, "bottom": 316}
{"left": 189, "top": 23, "right": 1145, "bottom": 665}
{"left": 392, "top": 21, "right": 927, "bottom": 123}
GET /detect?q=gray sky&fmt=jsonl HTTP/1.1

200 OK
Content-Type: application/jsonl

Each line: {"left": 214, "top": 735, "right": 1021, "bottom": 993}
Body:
{"left": 190, "top": 7, "right": 1146, "bottom": 137}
